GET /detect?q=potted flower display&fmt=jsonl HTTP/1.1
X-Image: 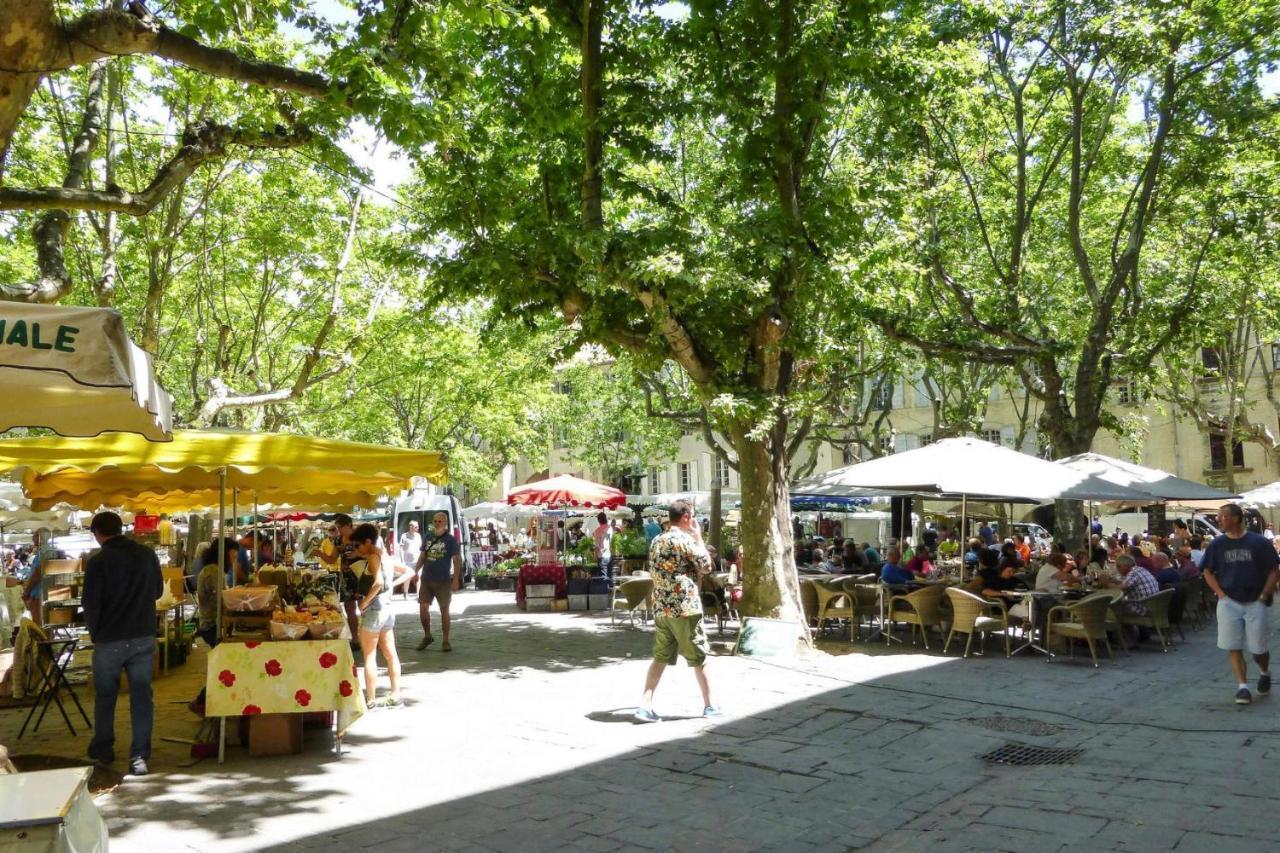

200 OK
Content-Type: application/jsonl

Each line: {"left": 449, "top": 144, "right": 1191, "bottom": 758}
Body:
{"left": 613, "top": 528, "right": 650, "bottom": 576}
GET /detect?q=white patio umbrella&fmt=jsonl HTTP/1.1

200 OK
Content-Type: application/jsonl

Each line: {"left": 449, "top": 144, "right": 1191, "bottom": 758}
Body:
{"left": 793, "top": 437, "right": 1165, "bottom": 563}
{"left": 1056, "top": 452, "right": 1236, "bottom": 503}
{"left": 0, "top": 302, "right": 172, "bottom": 440}
{"left": 793, "top": 437, "right": 1160, "bottom": 504}
{"left": 1238, "top": 482, "right": 1280, "bottom": 508}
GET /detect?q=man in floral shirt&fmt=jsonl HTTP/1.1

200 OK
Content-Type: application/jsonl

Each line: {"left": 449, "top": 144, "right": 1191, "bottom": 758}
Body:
{"left": 635, "top": 499, "right": 720, "bottom": 722}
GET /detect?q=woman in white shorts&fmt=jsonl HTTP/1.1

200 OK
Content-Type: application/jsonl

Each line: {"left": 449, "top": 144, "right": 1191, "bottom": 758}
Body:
{"left": 353, "top": 523, "right": 402, "bottom": 707}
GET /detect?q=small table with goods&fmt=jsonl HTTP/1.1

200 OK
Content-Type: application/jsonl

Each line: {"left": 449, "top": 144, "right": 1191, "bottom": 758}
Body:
{"left": 211, "top": 575, "right": 365, "bottom": 762}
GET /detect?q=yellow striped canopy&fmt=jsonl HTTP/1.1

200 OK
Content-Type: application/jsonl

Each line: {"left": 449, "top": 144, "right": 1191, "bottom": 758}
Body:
{"left": 0, "top": 429, "right": 446, "bottom": 511}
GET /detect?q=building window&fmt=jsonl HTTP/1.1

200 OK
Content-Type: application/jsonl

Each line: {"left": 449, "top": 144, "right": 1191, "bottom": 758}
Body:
{"left": 982, "top": 429, "right": 1002, "bottom": 446}
{"left": 920, "top": 433, "right": 934, "bottom": 447}
{"left": 1272, "top": 343, "right": 1280, "bottom": 371}
{"left": 868, "top": 384, "right": 892, "bottom": 410}
{"left": 879, "top": 435, "right": 894, "bottom": 455}
{"left": 679, "top": 462, "right": 692, "bottom": 491}
{"left": 1116, "top": 379, "right": 1136, "bottom": 405}
{"left": 648, "top": 466, "right": 661, "bottom": 494}
{"left": 716, "top": 456, "right": 731, "bottom": 487}
{"left": 1209, "top": 434, "right": 1245, "bottom": 471}
{"left": 1201, "top": 347, "right": 1222, "bottom": 378}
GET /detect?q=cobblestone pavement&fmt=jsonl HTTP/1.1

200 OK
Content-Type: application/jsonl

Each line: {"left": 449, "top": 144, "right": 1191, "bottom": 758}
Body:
{"left": 4, "top": 590, "right": 1277, "bottom": 852}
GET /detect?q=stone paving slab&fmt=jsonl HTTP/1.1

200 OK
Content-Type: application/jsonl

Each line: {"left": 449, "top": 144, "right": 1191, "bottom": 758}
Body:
{"left": 4, "top": 589, "right": 1279, "bottom": 852}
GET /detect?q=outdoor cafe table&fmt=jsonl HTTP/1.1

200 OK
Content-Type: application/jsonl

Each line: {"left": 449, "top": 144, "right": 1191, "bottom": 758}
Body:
{"left": 205, "top": 638, "right": 366, "bottom": 760}
{"left": 1000, "top": 590, "right": 1059, "bottom": 657}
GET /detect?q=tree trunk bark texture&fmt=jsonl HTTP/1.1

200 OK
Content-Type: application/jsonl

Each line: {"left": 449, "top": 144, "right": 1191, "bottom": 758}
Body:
{"left": 733, "top": 428, "right": 803, "bottom": 629}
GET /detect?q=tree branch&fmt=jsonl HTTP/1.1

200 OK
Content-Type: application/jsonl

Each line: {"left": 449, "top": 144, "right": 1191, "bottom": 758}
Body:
{"left": 0, "top": 122, "right": 312, "bottom": 215}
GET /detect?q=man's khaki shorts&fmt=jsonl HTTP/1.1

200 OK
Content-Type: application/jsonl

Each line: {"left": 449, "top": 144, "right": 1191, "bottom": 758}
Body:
{"left": 653, "top": 614, "right": 710, "bottom": 667}
{"left": 419, "top": 580, "right": 452, "bottom": 609}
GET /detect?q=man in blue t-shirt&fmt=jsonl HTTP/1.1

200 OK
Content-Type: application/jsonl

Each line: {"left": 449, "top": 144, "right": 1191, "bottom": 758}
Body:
{"left": 880, "top": 547, "right": 914, "bottom": 586}
{"left": 414, "top": 512, "right": 461, "bottom": 653}
{"left": 1202, "top": 503, "right": 1280, "bottom": 705}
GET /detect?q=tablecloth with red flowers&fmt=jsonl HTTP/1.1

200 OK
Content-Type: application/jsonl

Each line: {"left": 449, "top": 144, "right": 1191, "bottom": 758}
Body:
{"left": 205, "top": 639, "right": 366, "bottom": 732}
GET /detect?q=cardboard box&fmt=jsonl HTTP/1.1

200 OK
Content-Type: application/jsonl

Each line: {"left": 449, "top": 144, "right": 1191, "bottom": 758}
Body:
{"left": 249, "top": 713, "right": 303, "bottom": 756}
{"left": 588, "top": 594, "right": 611, "bottom": 610}
{"left": 526, "top": 584, "right": 556, "bottom": 599}
{"left": 524, "top": 597, "right": 555, "bottom": 612}
{"left": 551, "top": 598, "right": 568, "bottom": 611}
{"left": 568, "top": 594, "right": 589, "bottom": 610}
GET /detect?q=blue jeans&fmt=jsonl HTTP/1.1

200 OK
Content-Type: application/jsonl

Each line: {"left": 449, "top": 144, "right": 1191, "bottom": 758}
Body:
{"left": 90, "top": 636, "right": 156, "bottom": 762}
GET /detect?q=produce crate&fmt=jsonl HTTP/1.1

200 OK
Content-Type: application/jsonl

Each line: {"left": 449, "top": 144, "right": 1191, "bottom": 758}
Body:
{"left": 524, "top": 596, "right": 555, "bottom": 613}
{"left": 526, "top": 584, "right": 557, "bottom": 599}
{"left": 551, "top": 598, "right": 568, "bottom": 611}
{"left": 588, "top": 594, "right": 611, "bottom": 610}
{"left": 587, "top": 578, "right": 610, "bottom": 595}
{"left": 568, "top": 594, "right": 589, "bottom": 611}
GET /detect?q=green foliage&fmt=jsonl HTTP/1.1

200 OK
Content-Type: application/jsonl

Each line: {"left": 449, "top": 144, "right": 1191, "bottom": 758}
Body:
{"left": 548, "top": 352, "right": 681, "bottom": 488}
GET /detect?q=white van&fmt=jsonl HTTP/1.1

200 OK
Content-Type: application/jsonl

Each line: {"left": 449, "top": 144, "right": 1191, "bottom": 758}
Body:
{"left": 392, "top": 491, "right": 469, "bottom": 583}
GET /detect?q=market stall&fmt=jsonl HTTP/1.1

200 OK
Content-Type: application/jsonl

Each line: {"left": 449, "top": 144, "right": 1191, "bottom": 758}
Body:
{"left": 0, "top": 429, "right": 447, "bottom": 761}
{"left": 506, "top": 475, "right": 626, "bottom": 611}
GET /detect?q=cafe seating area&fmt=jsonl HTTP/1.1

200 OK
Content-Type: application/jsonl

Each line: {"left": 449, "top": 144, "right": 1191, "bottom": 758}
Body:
{"left": 797, "top": 557, "right": 1201, "bottom": 667}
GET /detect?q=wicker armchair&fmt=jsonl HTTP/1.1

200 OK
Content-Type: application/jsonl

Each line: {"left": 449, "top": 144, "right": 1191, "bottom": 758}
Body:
{"left": 811, "top": 577, "right": 856, "bottom": 641}
{"left": 1180, "top": 576, "right": 1207, "bottom": 630}
{"left": 842, "top": 578, "right": 881, "bottom": 641}
{"left": 799, "top": 578, "right": 819, "bottom": 631}
{"left": 610, "top": 577, "right": 654, "bottom": 627}
{"left": 1118, "top": 588, "right": 1175, "bottom": 651}
{"left": 1045, "top": 592, "right": 1114, "bottom": 667}
{"left": 887, "top": 584, "right": 946, "bottom": 648}
{"left": 943, "top": 587, "right": 1011, "bottom": 658}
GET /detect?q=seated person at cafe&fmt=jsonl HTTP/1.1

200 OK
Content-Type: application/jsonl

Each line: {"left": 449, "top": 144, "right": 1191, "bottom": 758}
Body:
{"left": 1035, "top": 552, "right": 1077, "bottom": 594}
{"left": 1175, "top": 544, "right": 1201, "bottom": 581}
{"left": 1104, "top": 553, "right": 1159, "bottom": 616}
{"left": 937, "top": 533, "right": 960, "bottom": 559}
{"left": 1151, "top": 552, "right": 1181, "bottom": 589}
{"left": 905, "top": 545, "right": 934, "bottom": 577}
{"left": 880, "top": 547, "right": 915, "bottom": 586}
{"left": 979, "top": 550, "right": 1026, "bottom": 598}
{"left": 1013, "top": 534, "right": 1031, "bottom": 564}
{"left": 842, "top": 542, "right": 868, "bottom": 575}
{"left": 998, "top": 541, "right": 1024, "bottom": 572}
{"left": 963, "top": 538, "right": 983, "bottom": 572}
{"left": 863, "top": 541, "right": 882, "bottom": 566}
{"left": 1129, "top": 544, "right": 1155, "bottom": 572}
{"left": 1085, "top": 545, "right": 1109, "bottom": 576}
{"left": 1188, "top": 535, "right": 1206, "bottom": 568}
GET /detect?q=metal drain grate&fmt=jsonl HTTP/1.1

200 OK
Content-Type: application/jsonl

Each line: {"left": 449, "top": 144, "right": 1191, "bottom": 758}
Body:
{"left": 981, "top": 742, "right": 1083, "bottom": 767}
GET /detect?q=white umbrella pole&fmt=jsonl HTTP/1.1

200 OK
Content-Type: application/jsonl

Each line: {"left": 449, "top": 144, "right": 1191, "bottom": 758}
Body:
{"left": 217, "top": 467, "right": 227, "bottom": 765}
{"left": 960, "top": 494, "right": 967, "bottom": 582}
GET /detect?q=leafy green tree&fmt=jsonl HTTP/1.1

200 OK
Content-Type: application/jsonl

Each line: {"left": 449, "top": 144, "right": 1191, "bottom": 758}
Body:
{"left": 550, "top": 353, "right": 681, "bottom": 490}
{"left": 298, "top": 305, "right": 566, "bottom": 497}
{"left": 862, "top": 0, "right": 1280, "bottom": 547}
{"left": 399, "top": 0, "right": 931, "bottom": 620}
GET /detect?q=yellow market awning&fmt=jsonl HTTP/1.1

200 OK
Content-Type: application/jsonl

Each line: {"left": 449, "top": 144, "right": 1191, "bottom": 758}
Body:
{"left": 30, "top": 488, "right": 381, "bottom": 514}
{"left": 0, "top": 429, "right": 447, "bottom": 510}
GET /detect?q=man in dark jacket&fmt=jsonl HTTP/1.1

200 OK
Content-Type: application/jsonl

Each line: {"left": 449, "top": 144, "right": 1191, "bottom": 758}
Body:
{"left": 83, "top": 511, "right": 163, "bottom": 775}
